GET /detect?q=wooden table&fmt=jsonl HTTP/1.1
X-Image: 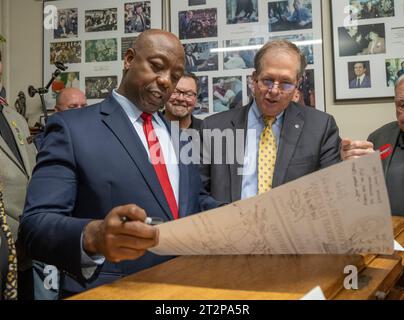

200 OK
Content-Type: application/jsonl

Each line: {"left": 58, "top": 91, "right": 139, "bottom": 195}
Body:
{"left": 70, "top": 217, "right": 404, "bottom": 300}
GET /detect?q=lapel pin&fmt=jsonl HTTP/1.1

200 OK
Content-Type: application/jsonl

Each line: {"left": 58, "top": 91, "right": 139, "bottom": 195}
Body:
{"left": 17, "top": 133, "right": 24, "bottom": 145}
{"left": 294, "top": 124, "right": 300, "bottom": 129}
{"left": 10, "top": 121, "right": 24, "bottom": 145}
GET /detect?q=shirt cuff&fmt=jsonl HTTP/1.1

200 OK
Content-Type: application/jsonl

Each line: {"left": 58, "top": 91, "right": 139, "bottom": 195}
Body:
{"left": 80, "top": 232, "right": 105, "bottom": 280}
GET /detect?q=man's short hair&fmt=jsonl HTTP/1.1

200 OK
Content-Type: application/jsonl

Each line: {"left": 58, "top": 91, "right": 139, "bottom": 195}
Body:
{"left": 182, "top": 72, "right": 199, "bottom": 92}
{"left": 254, "top": 39, "right": 307, "bottom": 80}
{"left": 354, "top": 61, "right": 366, "bottom": 69}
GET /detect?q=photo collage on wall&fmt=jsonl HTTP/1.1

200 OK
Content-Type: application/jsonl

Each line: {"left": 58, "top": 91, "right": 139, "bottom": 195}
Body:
{"left": 43, "top": 0, "right": 162, "bottom": 109}
{"left": 332, "top": 0, "right": 404, "bottom": 100}
{"left": 172, "top": 0, "right": 325, "bottom": 115}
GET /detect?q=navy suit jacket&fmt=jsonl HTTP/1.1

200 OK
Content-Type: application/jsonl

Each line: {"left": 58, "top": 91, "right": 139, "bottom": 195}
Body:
{"left": 349, "top": 75, "right": 371, "bottom": 88}
{"left": 19, "top": 95, "right": 218, "bottom": 296}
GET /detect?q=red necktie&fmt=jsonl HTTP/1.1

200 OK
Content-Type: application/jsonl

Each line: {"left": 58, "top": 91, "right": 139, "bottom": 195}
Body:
{"left": 0, "top": 96, "right": 8, "bottom": 106}
{"left": 141, "top": 112, "right": 178, "bottom": 219}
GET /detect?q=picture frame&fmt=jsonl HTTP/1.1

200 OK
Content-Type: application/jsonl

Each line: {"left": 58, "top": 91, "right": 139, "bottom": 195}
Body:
{"left": 331, "top": 0, "right": 404, "bottom": 101}
{"left": 43, "top": 0, "right": 163, "bottom": 109}
{"left": 170, "top": 0, "right": 325, "bottom": 115}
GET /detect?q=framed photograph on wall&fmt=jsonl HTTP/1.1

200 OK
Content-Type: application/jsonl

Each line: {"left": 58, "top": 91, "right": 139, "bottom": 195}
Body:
{"left": 331, "top": 0, "right": 404, "bottom": 101}
{"left": 43, "top": 0, "right": 162, "bottom": 109}
{"left": 170, "top": 0, "right": 325, "bottom": 116}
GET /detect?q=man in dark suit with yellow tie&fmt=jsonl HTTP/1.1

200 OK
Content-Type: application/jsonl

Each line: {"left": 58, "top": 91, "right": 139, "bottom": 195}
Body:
{"left": 200, "top": 40, "right": 372, "bottom": 203}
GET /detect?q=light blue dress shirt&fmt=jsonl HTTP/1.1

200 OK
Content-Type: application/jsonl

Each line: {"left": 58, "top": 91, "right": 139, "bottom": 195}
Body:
{"left": 80, "top": 90, "right": 180, "bottom": 278}
{"left": 240, "top": 100, "right": 284, "bottom": 200}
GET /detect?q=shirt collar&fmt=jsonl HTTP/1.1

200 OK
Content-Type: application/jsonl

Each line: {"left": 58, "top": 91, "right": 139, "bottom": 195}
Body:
{"left": 112, "top": 89, "right": 161, "bottom": 124}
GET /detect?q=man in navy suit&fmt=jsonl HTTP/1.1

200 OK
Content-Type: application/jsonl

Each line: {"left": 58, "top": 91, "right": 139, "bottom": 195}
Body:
{"left": 349, "top": 62, "right": 371, "bottom": 89}
{"left": 18, "top": 29, "right": 218, "bottom": 298}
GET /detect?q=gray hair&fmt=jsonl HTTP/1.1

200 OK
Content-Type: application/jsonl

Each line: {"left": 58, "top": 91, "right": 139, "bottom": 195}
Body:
{"left": 253, "top": 39, "right": 307, "bottom": 80}
{"left": 395, "top": 74, "right": 404, "bottom": 93}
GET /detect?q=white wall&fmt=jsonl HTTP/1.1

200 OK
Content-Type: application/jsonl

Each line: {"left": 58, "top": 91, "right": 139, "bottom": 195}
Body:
{"left": 0, "top": 0, "right": 397, "bottom": 138}
{"left": 1, "top": 0, "right": 43, "bottom": 127}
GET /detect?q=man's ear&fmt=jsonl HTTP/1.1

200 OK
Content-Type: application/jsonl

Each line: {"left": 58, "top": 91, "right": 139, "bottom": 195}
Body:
{"left": 252, "top": 70, "right": 258, "bottom": 81}
{"left": 124, "top": 48, "right": 136, "bottom": 70}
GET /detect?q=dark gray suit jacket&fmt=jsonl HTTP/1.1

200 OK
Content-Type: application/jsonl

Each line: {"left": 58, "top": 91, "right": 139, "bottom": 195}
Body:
{"left": 200, "top": 102, "right": 342, "bottom": 203}
{"left": 368, "top": 121, "right": 403, "bottom": 216}
{"left": 367, "top": 121, "right": 401, "bottom": 175}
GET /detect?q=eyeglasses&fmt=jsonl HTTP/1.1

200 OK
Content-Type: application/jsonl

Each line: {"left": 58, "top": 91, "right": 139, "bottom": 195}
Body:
{"left": 257, "top": 79, "right": 296, "bottom": 93}
{"left": 171, "top": 89, "right": 197, "bottom": 100}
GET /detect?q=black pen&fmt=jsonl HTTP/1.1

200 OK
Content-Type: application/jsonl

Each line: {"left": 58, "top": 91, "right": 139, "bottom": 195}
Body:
{"left": 120, "top": 216, "right": 164, "bottom": 226}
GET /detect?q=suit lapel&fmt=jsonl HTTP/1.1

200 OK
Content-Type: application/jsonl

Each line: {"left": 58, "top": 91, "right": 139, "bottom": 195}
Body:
{"left": 230, "top": 104, "right": 251, "bottom": 202}
{"left": 100, "top": 96, "right": 172, "bottom": 220}
{"left": 273, "top": 103, "right": 304, "bottom": 187}
{"left": 0, "top": 109, "right": 28, "bottom": 176}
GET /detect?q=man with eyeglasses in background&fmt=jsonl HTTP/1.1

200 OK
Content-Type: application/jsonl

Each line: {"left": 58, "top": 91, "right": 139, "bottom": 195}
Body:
{"left": 164, "top": 72, "right": 202, "bottom": 131}
{"left": 200, "top": 39, "right": 371, "bottom": 203}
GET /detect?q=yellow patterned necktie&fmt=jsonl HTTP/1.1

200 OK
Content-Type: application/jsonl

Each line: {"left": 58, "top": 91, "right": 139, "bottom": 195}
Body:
{"left": 258, "top": 116, "right": 277, "bottom": 194}
{"left": 0, "top": 188, "right": 18, "bottom": 300}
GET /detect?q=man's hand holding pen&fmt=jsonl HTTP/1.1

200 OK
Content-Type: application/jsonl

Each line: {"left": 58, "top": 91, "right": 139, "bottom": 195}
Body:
{"left": 83, "top": 204, "right": 160, "bottom": 263}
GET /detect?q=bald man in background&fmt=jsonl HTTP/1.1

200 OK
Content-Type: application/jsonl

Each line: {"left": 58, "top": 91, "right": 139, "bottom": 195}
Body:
{"left": 34, "top": 88, "right": 87, "bottom": 150}
{"left": 54, "top": 87, "right": 87, "bottom": 112}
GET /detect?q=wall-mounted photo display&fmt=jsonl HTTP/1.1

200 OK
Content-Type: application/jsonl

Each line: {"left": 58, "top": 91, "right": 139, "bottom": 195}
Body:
{"left": 49, "top": 41, "right": 82, "bottom": 64}
{"left": 386, "top": 58, "right": 404, "bottom": 87}
{"left": 331, "top": 0, "right": 404, "bottom": 100}
{"left": 268, "top": 0, "right": 313, "bottom": 32}
{"left": 85, "top": 76, "right": 119, "bottom": 99}
{"left": 347, "top": 60, "right": 372, "bottom": 89}
{"left": 213, "top": 76, "right": 243, "bottom": 112}
{"left": 85, "top": 38, "right": 118, "bottom": 62}
{"left": 178, "top": 8, "right": 218, "bottom": 40}
{"left": 85, "top": 8, "right": 118, "bottom": 32}
{"left": 124, "top": 1, "right": 151, "bottom": 33}
{"left": 171, "top": 0, "right": 324, "bottom": 114}
{"left": 226, "top": 0, "right": 259, "bottom": 24}
{"left": 53, "top": 8, "right": 78, "bottom": 39}
{"left": 43, "top": 0, "right": 162, "bottom": 109}
{"left": 189, "top": 0, "right": 207, "bottom": 6}
{"left": 51, "top": 71, "right": 80, "bottom": 98}
{"left": 349, "top": 0, "right": 395, "bottom": 20}
{"left": 223, "top": 37, "right": 264, "bottom": 70}
{"left": 183, "top": 41, "right": 219, "bottom": 72}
